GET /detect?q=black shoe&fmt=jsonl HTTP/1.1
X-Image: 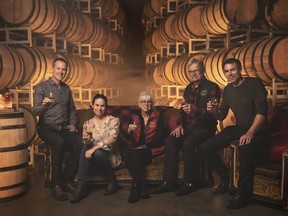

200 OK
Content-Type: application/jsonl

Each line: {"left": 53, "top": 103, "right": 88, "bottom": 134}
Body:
{"left": 62, "top": 182, "right": 76, "bottom": 193}
{"left": 212, "top": 182, "right": 229, "bottom": 194}
{"left": 175, "top": 182, "right": 196, "bottom": 196}
{"left": 151, "top": 182, "right": 176, "bottom": 194}
{"left": 51, "top": 185, "right": 68, "bottom": 201}
{"left": 226, "top": 193, "right": 250, "bottom": 209}
{"left": 141, "top": 184, "right": 150, "bottom": 199}
{"left": 128, "top": 183, "right": 141, "bottom": 203}
{"left": 104, "top": 182, "right": 120, "bottom": 195}
{"left": 70, "top": 182, "right": 87, "bottom": 203}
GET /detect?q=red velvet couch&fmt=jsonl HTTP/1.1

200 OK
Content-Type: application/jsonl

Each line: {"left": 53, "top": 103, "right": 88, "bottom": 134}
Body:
{"left": 74, "top": 105, "right": 208, "bottom": 186}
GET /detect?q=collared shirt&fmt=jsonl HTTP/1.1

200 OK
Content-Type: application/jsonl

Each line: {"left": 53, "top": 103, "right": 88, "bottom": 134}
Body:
{"left": 32, "top": 78, "right": 77, "bottom": 126}
{"left": 178, "top": 77, "right": 221, "bottom": 128}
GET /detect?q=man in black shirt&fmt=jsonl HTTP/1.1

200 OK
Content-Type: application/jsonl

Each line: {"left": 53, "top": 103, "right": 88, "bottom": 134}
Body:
{"left": 201, "top": 58, "right": 269, "bottom": 209}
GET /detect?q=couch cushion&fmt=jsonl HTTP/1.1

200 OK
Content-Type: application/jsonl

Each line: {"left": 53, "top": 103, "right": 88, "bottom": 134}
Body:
{"left": 160, "top": 107, "right": 180, "bottom": 133}
{"left": 268, "top": 131, "right": 288, "bottom": 163}
{"left": 268, "top": 105, "right": 288, "bottom": 133}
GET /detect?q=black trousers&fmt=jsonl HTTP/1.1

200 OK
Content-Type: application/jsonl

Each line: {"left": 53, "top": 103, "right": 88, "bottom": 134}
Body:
{"left": 200, "top": 125, "right": 267, "bottom": 196}
{"left": 121, "top": 147, "right": 152, "bottom": 184}
{"left": 38, "top": 127, "right": 83, "bottom": 187}
{"left": 163, "top": 125, "right": 214, "bottom": 185}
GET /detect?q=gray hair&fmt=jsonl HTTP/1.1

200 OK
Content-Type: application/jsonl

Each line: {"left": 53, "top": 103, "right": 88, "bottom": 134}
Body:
{"left": 188, "top": 58, "right": 205, "bottom": 73}
{"left": 138, "top": 91, "right": 153, "bottom": 104}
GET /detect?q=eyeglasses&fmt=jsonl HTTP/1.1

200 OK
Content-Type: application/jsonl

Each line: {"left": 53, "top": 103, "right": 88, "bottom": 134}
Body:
{"left": 140, "top": 100, "right": 152, "bottom": 104}
{"left": 187, "top": 69, "right": 201, "bottom": 74}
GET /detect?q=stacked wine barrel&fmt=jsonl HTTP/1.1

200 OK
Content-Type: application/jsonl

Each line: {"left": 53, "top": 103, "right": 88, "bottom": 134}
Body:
{"left": 143, "top": 0, "right": 288, "bottom": 88}
{"left": 0, "top": 0, "right": 126, "bottom": 90}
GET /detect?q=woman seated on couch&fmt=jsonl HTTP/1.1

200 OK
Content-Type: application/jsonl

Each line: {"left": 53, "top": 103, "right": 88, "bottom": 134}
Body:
{"left": 71, "top": 94, "right": 121, "bottom": 203}
{"left": 119, "top": 91, "right": 165, "bottom": 203}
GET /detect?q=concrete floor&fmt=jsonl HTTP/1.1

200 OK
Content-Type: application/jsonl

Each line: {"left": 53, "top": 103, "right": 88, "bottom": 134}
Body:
{"left": 1, "top": 156, "right": 287, "bottom": 216}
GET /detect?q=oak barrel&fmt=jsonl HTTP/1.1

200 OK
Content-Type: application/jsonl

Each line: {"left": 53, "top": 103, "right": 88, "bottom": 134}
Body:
{"left": 264, "top": 0, "right": 288, "bottom": 31}
{"left": 0, "top": 111, "right": 28, "bottom": 201}
{"left": 15, "top": 46, "right": 57, "bottom": 86}
{"left": 172, "top": 5, "right": 206, "bottom": 42}
{"left": 235, "top": 37, "right": 288, "bottom": 84}
{"left": 201, "top": 0, "right": 258, "bottom": 34}
{"left": 142, "top": 0, "right": 167, "bottom": 22}
{"left": 0, "top": 45, "right": 24, "bottom": 89}
{"left": 0, "top": 0, "right": 60, "bottom": 34}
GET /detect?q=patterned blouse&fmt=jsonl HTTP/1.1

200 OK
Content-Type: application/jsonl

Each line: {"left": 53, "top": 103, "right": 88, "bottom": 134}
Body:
{"left": 82, "top": 115, "right": 121, "bottom": 168}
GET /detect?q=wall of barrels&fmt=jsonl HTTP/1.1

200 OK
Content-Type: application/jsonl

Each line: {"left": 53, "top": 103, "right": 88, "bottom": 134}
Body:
{"left": 0, "top": 0, "right": 126, "bottom": 200}
{"left": 0, "top": 0, "right": 126, "bottom": 106}
{"left": 142, "top": 0, "right": 288, "bottom": 107}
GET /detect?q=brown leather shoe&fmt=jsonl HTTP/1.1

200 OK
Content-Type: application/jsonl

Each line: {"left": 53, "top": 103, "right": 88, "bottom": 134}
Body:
{"left": 51, "top": 185, "right": 68, "bottom": 201}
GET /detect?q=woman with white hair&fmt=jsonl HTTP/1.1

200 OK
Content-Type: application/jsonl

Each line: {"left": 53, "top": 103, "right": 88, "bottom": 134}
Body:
{"left": 120, "top": 91, "right": 165, "bottom": 203}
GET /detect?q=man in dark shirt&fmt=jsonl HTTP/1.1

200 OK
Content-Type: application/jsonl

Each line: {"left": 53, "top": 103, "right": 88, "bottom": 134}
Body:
{"left": 201, "top": 58, "right": 269, "bottom": 209}
{"left": 152, "top": 58, "right": 221, "bottom": 196}
{"left": 33, "top": 58, "right": 83, "bottom": 201}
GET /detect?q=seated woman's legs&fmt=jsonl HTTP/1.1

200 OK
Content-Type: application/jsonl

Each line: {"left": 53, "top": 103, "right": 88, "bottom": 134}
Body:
{"left": 92, "top": 149, "right": 120, "bottom": 195}
{"left": 71, "top": 147, "right": 120, "bottom": 202}
{"left": 77, "top": 145, "right": 91, "bottom": 183}
{"left": 70, "top": 144, "right": 91, "bottom": 203}
{"left": 125, "top": 149, "right": 152, "bottom": 203}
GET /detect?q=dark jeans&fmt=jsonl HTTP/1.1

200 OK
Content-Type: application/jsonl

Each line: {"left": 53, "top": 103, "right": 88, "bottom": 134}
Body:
{"left": 77, "top": 145, "right": 116, "bottom": 183}
{"left": 200, "top": 125, "right": 267, "bottom": 196}
{"left": 121, "top": 147, "right": 152, "bottom": 184}
{"left": 163, "top": 125, "right": 215, "bottom": 185}
{"left": 38, "top": 127, "right": 83, "bottom": 187}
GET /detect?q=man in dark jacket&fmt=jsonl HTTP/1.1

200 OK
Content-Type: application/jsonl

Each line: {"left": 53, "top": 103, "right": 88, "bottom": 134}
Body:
{"left": 152, "top": 58, "right": 221, "bottom": 196}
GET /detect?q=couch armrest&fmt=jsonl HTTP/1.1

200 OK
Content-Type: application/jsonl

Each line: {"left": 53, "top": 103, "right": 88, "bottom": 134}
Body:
{"left": 282, "top": 150, "right": 288, "bottom": 210}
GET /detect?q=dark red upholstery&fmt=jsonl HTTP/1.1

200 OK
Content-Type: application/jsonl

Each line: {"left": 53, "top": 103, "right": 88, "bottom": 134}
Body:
{"left": 268, "top": 132, "right": 288, "bottom": 163}
{"left": 266, "top": 105, "right": 288, "bottom": 162}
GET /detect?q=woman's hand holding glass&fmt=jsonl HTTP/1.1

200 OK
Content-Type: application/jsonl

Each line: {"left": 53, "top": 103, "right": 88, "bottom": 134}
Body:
{"left": 128, "top": 121, "right": 137, "bottom": 134}
{"left": 83, "top": 131, "right": 93, "bottom": 144}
